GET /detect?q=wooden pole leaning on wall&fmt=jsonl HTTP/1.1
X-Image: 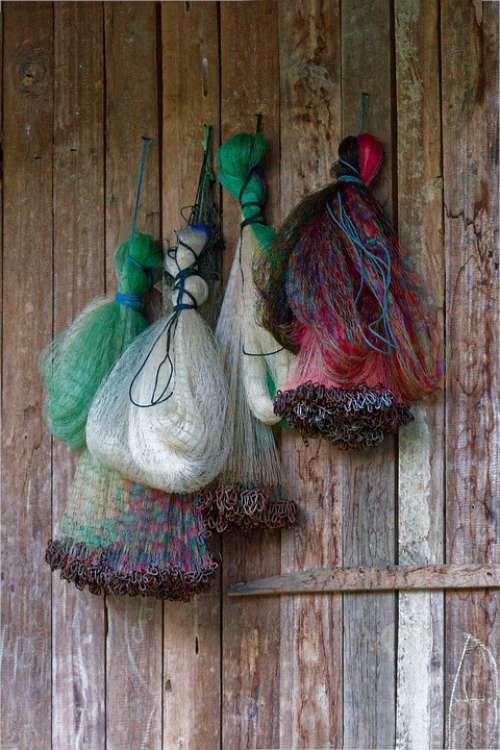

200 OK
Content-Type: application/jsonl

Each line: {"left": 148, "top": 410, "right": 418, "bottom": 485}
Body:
{"left": 228, "top": 564, "right": 500, "bottom": 597}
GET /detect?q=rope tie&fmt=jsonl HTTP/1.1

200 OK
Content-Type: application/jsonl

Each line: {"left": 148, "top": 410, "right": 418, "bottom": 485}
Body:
{"left": 239, "top": 167, "right": 265, "bottom": 229}
{"left": 115, "top": 292, "right": 145, "bottom": 311}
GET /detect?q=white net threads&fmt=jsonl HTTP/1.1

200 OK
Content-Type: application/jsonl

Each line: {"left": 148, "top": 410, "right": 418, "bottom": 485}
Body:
{"left": 239, "top": 223, "right": 293, "bottom": 425}
{"left": 200, "top": 235, "right": 297, "bottom": 534}
{"left": 217, "top": 238, "right": 282, "bottom": 489}
{"left": 86, "top": 225, "right": 228, "bottom": 493}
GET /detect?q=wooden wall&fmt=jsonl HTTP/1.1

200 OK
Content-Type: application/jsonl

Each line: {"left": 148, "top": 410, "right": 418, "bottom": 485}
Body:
{"left": 1, "top": 2, "right": 498, "bottom": 748}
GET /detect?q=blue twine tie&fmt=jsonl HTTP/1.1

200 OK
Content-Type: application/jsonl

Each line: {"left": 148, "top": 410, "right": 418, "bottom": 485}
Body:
{"left": 115, "top": 292, "right": 144, "bottom": 310}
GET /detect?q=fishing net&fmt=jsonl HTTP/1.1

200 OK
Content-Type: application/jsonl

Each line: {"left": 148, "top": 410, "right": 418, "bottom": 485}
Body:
{"left": 86, "top": 225, "right": 229, "bottom": 493}
{"left": 40, "top": 232, "right": 163, "bottom": 449}
{"left": 256, "top": 133, "right": 442, "bottom": 449}
{"left": 200, "top": 238, "right": 297, "bottom": 533}
{"left": 46, "top": 451, "right": 218, "bottom": 600}
{"left": 198, "top": 132, "right": 297, "bottom": 533}
{"left": 46, "top": 137, "right": 219, "bottom": 599}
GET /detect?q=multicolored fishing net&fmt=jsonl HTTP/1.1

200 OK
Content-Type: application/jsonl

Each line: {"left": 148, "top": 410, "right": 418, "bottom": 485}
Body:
{"left": 45, "top": 138, "right": 219, "bottom": 600}
{"left": 46, "top": 452, "right": 217, "bottom": 599}
{"left": 256, "top": 133, "right": 442, "bottom": 449}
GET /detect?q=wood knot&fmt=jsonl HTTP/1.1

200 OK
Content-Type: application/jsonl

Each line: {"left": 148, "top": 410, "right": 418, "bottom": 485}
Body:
{"left": 17, "top": 52, "right": 49, "bottom": 96}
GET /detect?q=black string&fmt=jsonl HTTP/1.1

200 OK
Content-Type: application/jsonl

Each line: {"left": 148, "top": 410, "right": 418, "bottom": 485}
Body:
{"left": 128, "top": 236, "right": 201, "bottom": 407}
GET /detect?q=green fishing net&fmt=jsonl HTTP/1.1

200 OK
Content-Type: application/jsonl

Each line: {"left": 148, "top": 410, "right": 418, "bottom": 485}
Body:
{"left": 40, "top": 233, "right": 163, "bottom": 449}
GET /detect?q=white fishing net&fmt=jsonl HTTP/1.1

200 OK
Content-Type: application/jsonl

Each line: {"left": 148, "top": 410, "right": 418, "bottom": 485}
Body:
{"left": 240, "top": 225, "right": 293, "bottom": 424}
{"left": 200, "top": 233, "right": 297, "bottom": 533}
{"left": 86, "top": 226, "right": 228, "bottom": 494}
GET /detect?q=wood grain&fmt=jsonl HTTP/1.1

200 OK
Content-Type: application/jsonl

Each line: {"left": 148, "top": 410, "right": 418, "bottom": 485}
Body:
{"left": 52, "top": 3, "right": 106, "bottom": 748}
{"left": 278, "top": 2, "right": 344, "bottom": 747}
{"left": 219, "top": 3, "right": 281, "bottom": 748}
{"left": 1, "top": 4, "right": 498, "bottom": 748}
{"left": 394, "top": 1, "right": 445, "bottom": 746}
{"left": 341, "top": 2, "right": 397, "bottom": 747}
{"left": 103, "top": 4, "right": 163, "bottom": 749}
{"left": 161, "top": 4, "right": 222, "bottom": 749}
{"left": 230, "top": 564, "right": 499, "bottom": 595}
{"left": 441, "top": 2, "right": 499, "bottom": 748}
{"left": 0, "top": 3, "right": 53, "bottom": 748}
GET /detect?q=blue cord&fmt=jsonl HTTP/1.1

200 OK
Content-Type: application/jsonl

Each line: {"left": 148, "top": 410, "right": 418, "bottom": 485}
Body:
{"left": 115, "top": 292, "right": 144, "bottom": 310}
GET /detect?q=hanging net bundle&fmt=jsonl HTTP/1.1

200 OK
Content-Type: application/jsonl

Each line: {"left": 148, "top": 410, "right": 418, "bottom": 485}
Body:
{"left": 86, "top": 223, "right": 229, "bottom": 494}
{"left": 40, "top": 231, "right": 162, "bottom": 449}
{"left": 46, "top": 451, "right": 217, "bottom": 600}
{"left": 255, "top": 133, "right": 443, "bottom": 449}
{"left": 45, "top": 138, "right": 219, "bottom": 599}
{"left": 199, "top": 132, "right": 297, "bottom": 533}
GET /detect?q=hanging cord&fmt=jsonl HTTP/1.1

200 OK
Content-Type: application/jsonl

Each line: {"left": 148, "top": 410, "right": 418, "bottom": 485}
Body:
{"left": 115, "top": 137, "right": 155, "bottom": 308}
{"left": 131, "top": 137, "right": 152, "bottom": 236}
{"left": 128, "top": 127, "right": 216, "bottom": 406}
{"left": 238, "top": 124, "right": 284, "bottom": 358}
{"left": 190, "top": 124, "right": 214, "bottom": 226}
{"left": 326, "top": 180, "right": 399, "bottom": 356}
{"left": 128, "top": 234, "right": 201, "bottom": 407}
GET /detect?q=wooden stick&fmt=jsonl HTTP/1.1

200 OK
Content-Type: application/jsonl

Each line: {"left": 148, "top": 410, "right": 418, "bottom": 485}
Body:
{"left": 228, "top": 564, "right": 500, "bottom": 597}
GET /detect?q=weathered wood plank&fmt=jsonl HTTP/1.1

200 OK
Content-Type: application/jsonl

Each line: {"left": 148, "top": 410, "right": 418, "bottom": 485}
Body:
{"left": 230, "top": 564, "right": 499, "bottom": 595}
{"left": 161, "top": 4, "right": 222, "bottom": 749}
{"left": 0, "top": 4, "right": 54, "bottom": 748}
{"left": 341, "top": 2, "right": 397, "bottom": 747}
{"left": 394, "top": 1, "right": 445, "bottom": 746}
{"left": 52, "top": 3, "right": 106, "bottom": 748}
{"left": 441, "top": 2, "right": 499, "bottom": 748}
{"left": 278, "top": 2, "right": 343, "bottom": 747}
{"left": 103, "top": 5, "right": 163, "bottom": 749}
{"left": 219, "top": 3, "right": 281, "bottom": 747}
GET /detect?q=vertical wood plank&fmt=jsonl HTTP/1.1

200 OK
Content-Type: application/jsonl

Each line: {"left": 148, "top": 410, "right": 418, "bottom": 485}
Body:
{"left": 394, "top": 2, "right": 445, "bottom": 747}
{"left": 0, "top": 3, "right": 53, "bottom": 748}
{"left": 278, "top": 2, "right": 343, "bottom": 747}
{"left": 441, "top": 2, "right": 499, "bottom": 747}
{"left": 219, "top": 3, "right": 281, "bottom": 747}
{"left": 161, "top": 4, "right": 222, "bottom": 749}
{"left": 341, "top": 2, "right": 397, "bottom": 747}
{"left": 51, "top": 4, "right": 106, "bottom": 748}
{"left": 103, "top": 4, "right": 163, "bottom": 749}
